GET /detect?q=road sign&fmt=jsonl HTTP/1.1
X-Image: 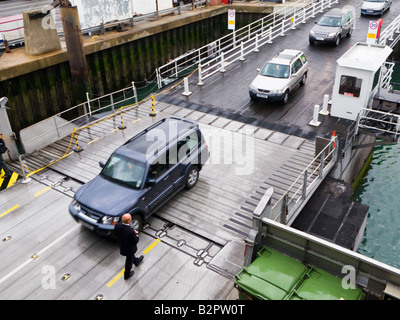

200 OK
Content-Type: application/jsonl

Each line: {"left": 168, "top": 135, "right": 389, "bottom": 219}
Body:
{"left": 228, "top": 9, "right": 235, "bottom": 31}
{"left": 366, "top": 19, "right": 383, "bottom": 44}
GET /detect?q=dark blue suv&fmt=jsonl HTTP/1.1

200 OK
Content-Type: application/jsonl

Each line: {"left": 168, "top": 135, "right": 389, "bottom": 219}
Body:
{"left": 69, "top": 117, "right": 210, "bottom": 236}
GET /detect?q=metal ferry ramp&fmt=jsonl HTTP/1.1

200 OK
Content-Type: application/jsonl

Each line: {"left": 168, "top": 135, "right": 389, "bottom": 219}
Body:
{"left": 0, "top": 97, "right": 332, "bottom": 299}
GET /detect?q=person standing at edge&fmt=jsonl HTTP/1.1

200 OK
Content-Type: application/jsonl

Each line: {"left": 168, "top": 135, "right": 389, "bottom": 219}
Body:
{"left": 114, "top": 213, "right": 144, "bottom": 280}
{"left": 0, "top": 132, "right": 12, "bottom": 178}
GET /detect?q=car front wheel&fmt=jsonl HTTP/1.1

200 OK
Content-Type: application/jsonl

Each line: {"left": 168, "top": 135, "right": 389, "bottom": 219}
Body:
{"left": 282, "top": 90, "right": 289, "bottom": 104}
{"left": 129, "top": 214, "right": 143, "bottom": 231}
{"left": 185, "top": 166, "right": 199, "bottom": 189}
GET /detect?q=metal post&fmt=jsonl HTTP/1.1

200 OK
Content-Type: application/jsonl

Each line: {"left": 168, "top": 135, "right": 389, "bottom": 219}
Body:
{"left": 239, "top": 42, "right": 245, "bottom": 61}
{"left": 197, "top": 64, "right": 204, "bottom": 86}
{"left": 149, "top": 95, "right": 156, "bottom": 117}
{"left": 18, "top": 155, "right": 31, "bottom": 184}
{"left": 302, "top": 170, "right": 308, "bottom": 199}
{"left": 319, "top": 151, "right": 325, "bottom": 179}
{"left": 118, "top": 107, "right": 126, "bottom": 130}
{"left": 182, "top": 77, "right": 192, "bottom": 96}
{"left": 255, "top": 34, "right": 259, "bottom": 52}
{"left": 132, "top": 81, "right": 138, "bottom": 105}
{"left": 73, "top": 129, "right": 83, "bottom": 152}
{"left": 220, "top": 52, "right": 226, "bottom": 73}
{"left": 0, "top": 97, "right": 19, "bottom": 161}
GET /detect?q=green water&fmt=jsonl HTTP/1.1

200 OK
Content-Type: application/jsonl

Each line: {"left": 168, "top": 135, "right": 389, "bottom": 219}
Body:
{"left": 354, "top": 143, "right": 400, "bottom": 269}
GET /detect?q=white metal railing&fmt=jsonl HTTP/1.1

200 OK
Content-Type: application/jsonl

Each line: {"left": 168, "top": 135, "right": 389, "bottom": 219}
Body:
{"left": 20, "top": 83, "right": 139, "bottom": 154}
{"left": 381, "top": 62, "right": 395, "bottom": 89}
{"left": 379, "top": 14, "right": 400, "bottom": 47}
{"left": 271, "top": 136, "right": 338, "bottom": 225}
{"left": 357, "top": 107, "right": 400, "bottom": 137}
{"left": 157, "top": 0, "right": 339, "bottom": 83}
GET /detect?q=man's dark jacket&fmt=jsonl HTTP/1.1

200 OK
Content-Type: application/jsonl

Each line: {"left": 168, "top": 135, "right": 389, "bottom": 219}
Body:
{"left": 114, "top": 223, "right": 139, "bottom": 256}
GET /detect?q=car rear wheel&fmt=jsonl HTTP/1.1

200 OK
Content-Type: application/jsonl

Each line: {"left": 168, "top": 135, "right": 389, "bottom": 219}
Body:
{"left": 300, "top": 73, "right": 307, "bottom": 86}
{"left": 185, "top": 166, "right": 199, "bottom": 189}
{"left": 129, "top": 214, "right": 143, "bottom": 231}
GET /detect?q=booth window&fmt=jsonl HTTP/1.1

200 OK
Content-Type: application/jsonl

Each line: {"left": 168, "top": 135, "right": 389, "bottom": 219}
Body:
{"left": 339, "top": 75, "right": 362, "bottom": 97}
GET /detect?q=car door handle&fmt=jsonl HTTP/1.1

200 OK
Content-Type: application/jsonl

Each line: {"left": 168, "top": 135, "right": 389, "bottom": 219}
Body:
{"left": 163, "top": 175, "right": 169, "bottom": 181}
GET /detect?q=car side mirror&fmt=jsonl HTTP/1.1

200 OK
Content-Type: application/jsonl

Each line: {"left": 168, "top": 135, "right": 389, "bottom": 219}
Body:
{"left": 256, "top": 68, "right": 260, "bottom": 72}
{"left": 99, "top": 161, "right": 105, "bottom": 168}
{"left": 146, "top": 179, "right": 156, "bottom": 187}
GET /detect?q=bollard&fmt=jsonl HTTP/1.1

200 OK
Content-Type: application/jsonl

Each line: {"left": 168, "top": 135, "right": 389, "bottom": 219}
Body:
{"left": 308, "top": 105, "right": 321, "bottom": 127}
{"left": 220, "top": 52, "right": 226, "bottom": 73}
{"left": 197, "top": 64, "right": 204, "bottom": 86}
{"left": 149, "top": 95, "right": 156, "bottom": 117}
{"left": 182, "top": 77, "right": 192, "bottom": 96}
{"left": 118, "top": 107, "right": 126, "bottom": 129}
{"left": 239, "top": 42, "right": 245, "bottom": 61}
{"left": 73, "top": 129, "right": 83, "bottom": 152}
{"left": 320, "top": 94, "right": 330, "bottom": 115}
{"left": 18, "top": 154, "right": 31, "bottom": 184}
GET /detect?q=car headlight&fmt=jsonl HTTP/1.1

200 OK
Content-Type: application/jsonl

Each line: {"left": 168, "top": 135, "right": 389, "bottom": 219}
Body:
{"left": 249, "top": 83, "right": 257, "bottom": 92}
{"left": 328, "top": 32, "right": 337, "bottom": 38}
{"left": 101, "top": 215, "right": 120, "bottom": 225}
{"left": 270, "top": 89, "right": 284, "bottom": 94}
{"left": 72, "top": 200, "right": 81, "bottom": 212}
{"left": 309, "top": 30, "right": 315, "bottom": 36}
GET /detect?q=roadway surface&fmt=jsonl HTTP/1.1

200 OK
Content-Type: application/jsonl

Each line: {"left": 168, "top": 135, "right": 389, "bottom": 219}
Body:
{"left": 1, "top": 0, "right": 400, "bottom": 301}
{"left": 160, "top": 0, "right": 400, "bottom": 140}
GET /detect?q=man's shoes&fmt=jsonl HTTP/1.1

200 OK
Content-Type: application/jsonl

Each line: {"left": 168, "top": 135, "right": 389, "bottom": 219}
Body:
{"left": 124, "top": 271, "right": 134, "bottom": 280}
{"left": 134, "top": 255, "right": 144, "bottom": 266}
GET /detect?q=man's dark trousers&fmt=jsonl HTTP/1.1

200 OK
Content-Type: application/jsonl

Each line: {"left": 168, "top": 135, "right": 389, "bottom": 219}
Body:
{"left": 114, "top": 222, "right": 141, "bottom": 279}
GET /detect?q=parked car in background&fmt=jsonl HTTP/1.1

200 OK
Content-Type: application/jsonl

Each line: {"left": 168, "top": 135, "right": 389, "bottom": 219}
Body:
{"left": 309, "top": 8, "right": 354, "bottom": 46}
{"left": 249, "top": 49, "right": 308, "bottom": 105}
{"left": 69, "top": 117, "right": 210, "bottom": 236}
{"left": 361, "top": 0, "right": 392, "bottom": 16}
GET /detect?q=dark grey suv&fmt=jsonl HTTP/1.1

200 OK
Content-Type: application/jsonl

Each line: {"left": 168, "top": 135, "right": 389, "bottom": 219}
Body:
{"left": 69, "top": 117, "right": 210, "bottom": 236}
{"left": 309, "top": 8, "right": 354, "bottom": 46}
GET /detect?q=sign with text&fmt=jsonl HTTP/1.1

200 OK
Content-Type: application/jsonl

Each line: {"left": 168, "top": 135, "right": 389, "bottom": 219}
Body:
{"left": 228, "top": 9, "right": 235, "bottom": 31}
{"left": 366, "top": 19, "right": 383, "bottom": 44}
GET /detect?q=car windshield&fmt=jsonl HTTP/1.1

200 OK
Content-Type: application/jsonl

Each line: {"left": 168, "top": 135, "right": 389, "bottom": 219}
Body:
{"left": 260, "top": 63, "right": 290, "bottom": 79}
{"left": 101, "top": 154, "right": 145, "bottom": 189}
{"left": 317, "top": 16, "right": 341, "bottom": 27}
{"left": 365, "top": 0, "right": 384, "bottom": 2}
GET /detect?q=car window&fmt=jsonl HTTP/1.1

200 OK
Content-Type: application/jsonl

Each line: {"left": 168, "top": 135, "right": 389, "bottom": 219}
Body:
{"left": 148, "top": 155, "right": 170, "bottom": 181}
{"left": 291, "top": 59, "right": 302, "bottom": 74}
{"left": 101, "top": 154, "right": 146, "bottom": 189}
{"left": 260, "top": 63, "right": 290, "bottom": 79}
{"left": 300, "top": 54, "right": 307, "bottom": 64}
{"left": 318, "top": 16, "right": 341, "bottom": 27}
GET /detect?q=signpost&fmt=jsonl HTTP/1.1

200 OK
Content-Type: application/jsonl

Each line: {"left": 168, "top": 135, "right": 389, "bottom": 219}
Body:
{"left": 366, "top": 19, "right": 383, "bottom": 44}
{"left": 228, "top": 9, "right": 235, "bottom": 31}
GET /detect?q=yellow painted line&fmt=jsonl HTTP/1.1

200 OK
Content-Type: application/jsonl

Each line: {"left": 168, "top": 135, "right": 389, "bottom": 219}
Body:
{"left": 34, "top": 186, "right": 52, "bottom": 197}
{"left": 6, "top": 172, "right": 18, "bottom": 188}
{"left": 131, "top": 118, "right": 141, "bottom": 123}
{"left": 106, "top": 269, "right": 125, "bottom": 288}
{"left": 0, "top": 205, "right": 19, "bottom": 219}
{"left": 88, "top": 138, "right": 99, "bottom": 145}
{"left": 111, "top": 128, "right": 119, "bottom": 132}
{"left": 143, "top": 238, "right": 161, "bottom": 254}
{"left": 106, "top": 238, "right": 161, "bottom": 288}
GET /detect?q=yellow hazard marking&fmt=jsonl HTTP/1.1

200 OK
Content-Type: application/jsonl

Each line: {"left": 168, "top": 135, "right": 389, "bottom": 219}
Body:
{"left": 143, "top": 238, "right": 161, "bottom": 254}
{"left": 367, "top": 33, "right": 376, "bottom": 39}
{"left": 0, "top": 171, "right": 20, "bottom": 190}
{"left": 2, "top": 236, "right": 11, "bottom": 242}
{"left": 131, "top": 118, "right": 141, "bottom": 124}
{"left": 106, "top": 238, "right": 161, "bottom": 288}
{"left": 0, "top": 204, "right": 19, "bottom": 219}
{"left": 34, "top": 186, "right": 52, "bottom": 197}
{"left": 88, "top": 138, "right": 99, "bottom": 145}
{"left": 106, "top": 269, "right": 125, "bottom": 288}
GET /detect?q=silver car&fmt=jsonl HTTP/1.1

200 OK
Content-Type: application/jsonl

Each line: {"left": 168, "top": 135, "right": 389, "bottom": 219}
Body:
{"left": 361, "top": 0, "right": 392, "bottom": 16}
{"left": 249, "top": 49, "right": 308, "bottom": 105}
{"left": 309, "top": 8, "right": 354, "bottom": 46}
